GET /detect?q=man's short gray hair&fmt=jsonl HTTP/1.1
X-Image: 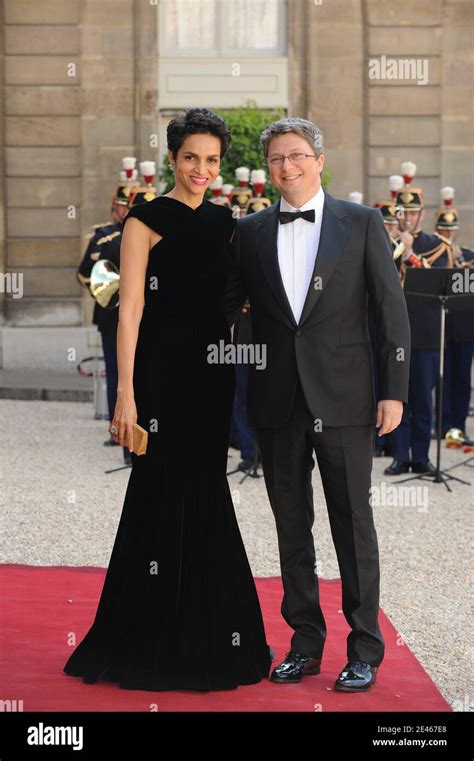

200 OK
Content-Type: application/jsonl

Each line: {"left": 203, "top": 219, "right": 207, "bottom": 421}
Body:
{"left": 260, "top": 117, "right": 325, "bottom": 158}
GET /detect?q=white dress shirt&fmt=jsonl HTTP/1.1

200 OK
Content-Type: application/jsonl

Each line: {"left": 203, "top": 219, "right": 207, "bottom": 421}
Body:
{"left": 277, "top": 186, "right": 325, "bottom": 324}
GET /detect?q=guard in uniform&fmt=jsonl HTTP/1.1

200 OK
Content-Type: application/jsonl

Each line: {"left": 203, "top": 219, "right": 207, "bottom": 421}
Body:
{"left": 230, "top": 299, "right": 258, "bottom": 470}
{"left": 385, "top": 163, "right": 453, "bottom": 475}
{"left": 229, "top": 168, "right": 272, "bottom": 467}
{"left": 378, "top": 201, "right": 405, "bottom": 272}
{"left": 209, "top": 175, "right": 232, "bottom": 207}
{"left": 230, "top": 166, "right": 253, "bottom": 213}
{"left": 369, "top": 193, "right": 406, "bottom": 457}
{"left": 434, "top": 187, "right": 474, "bottom": 439}
{"left": 94, "top": 219, "right": 129, "bottom": 462}
{"left": 383, "top": 174, "right": 407, "bottom": 272}
{"left": 246, "top": 169, "right": 272, "bottom": 215}
{"left": 77, "top": 183, "right": 131, "bottom": 461}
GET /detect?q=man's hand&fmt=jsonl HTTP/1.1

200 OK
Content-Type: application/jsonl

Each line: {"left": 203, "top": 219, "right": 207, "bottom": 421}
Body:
{"left": 376, "top": 400, "right": 403, "bottom": 437}
{"left": 399, "top": 230, "right": 414, "bottom": 250}
{"left": 451, "top": 244, "right": 463, "bottom": 261}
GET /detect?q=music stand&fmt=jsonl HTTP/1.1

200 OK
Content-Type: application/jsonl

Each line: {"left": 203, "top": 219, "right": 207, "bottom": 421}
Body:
{"left": 227, "top": 442, "right": 262, "bottom": 483}
{"left": 105, "top": 463, "right": 131, "bottom": 474}
{"left": 396, "top": 267, "right": 473, "bottom": 491}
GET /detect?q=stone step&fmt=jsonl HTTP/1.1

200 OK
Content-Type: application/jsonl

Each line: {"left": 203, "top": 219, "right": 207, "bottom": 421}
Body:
{"left": 0, "top": 368, "right": 93, "bottom": 402}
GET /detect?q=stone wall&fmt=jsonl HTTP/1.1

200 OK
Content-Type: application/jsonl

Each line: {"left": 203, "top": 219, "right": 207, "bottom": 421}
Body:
{"left": 3, "top": 0, "right": 83, "bottom": 330}
{"left": 1, "top": 0, "right": 158, "bottom": 335}
{"left": 0, "top": 0, "right": 472, "bottom": 366}
{"left": 289, "top": 0, "right": 473, "bottom": 239}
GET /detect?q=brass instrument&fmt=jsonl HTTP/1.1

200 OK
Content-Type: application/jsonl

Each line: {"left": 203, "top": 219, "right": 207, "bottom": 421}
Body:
{"left": 457, "top": 258, "right": 474, "bottom": 269}
{"left": 390, "top": 236, "right": 405, "bottom": 261}
{"left": 445, "top": 428, "right": 470, "bottom": 449}
{"left": 452, "top": 245, "right": 474, "bottom": 268}
{"left": 90, "top": 259, "right": 120, "bottom": 309}
{"left": 399, "top": 249, "right": 431, "bottom": 288}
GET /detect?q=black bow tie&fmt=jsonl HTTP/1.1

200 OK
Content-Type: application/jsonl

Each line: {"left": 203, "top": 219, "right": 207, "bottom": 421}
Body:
{"left": 279, "top": 208, "right": 315, "bottom": 225}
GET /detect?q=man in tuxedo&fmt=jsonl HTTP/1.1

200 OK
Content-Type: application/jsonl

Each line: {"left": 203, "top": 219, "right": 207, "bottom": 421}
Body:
{"left": 225, "top": 117, "right": 411, "bottom": 692}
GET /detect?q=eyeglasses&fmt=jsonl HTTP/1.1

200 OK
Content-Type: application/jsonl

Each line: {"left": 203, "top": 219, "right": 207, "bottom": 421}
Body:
{"left": 265, "top": 152, "right": 317, "bottom": 167}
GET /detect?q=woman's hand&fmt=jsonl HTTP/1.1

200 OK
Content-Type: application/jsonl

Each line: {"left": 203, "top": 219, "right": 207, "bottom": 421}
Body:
{"left": 109, "top": 390, "right": 137, "bottom": 451}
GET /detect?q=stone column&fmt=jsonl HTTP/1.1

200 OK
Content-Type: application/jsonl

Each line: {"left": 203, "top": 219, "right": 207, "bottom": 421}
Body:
{"left": 288, "top": 0, "right": 308, "bottom": 118}
{"left": 289, "top": 0, "right": 365, "bottom": 200}
{"left": 3, "top": 0, "right": 82, "bottom": 329}
{"left": 441, "top": 0, "right": 474, "bottom": 242}
{"left": 366, "top": 0, "right": 443, "bottom": 217}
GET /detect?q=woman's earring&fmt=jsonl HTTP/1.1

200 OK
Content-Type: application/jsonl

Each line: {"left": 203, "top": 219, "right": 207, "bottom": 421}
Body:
{"left": 168, "top": 163, "right": 175, "bottom": 173}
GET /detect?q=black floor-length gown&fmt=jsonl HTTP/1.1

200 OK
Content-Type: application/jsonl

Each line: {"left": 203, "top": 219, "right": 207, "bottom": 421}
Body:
{"left": 63, "top": 196, "right": 272, "bottom": 691}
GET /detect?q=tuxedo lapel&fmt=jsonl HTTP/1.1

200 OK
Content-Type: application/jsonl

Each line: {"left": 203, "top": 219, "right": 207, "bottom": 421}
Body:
{"left": 256, "top": 203, "right": 297, "bottom": 328}
{"left": 254, "top": 192, "right": 351, "bottom": 329}
{"left": 298, "top": 192, "right": 351, "bottom": 327}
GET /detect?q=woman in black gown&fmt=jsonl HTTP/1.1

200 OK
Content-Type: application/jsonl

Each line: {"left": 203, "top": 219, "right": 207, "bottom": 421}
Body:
{"left": 63, "top": 108, "right": 272, "bottom": 691}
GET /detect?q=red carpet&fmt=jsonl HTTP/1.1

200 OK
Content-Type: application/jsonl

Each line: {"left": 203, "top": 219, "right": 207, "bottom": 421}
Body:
{"left": 0, "top": 564, "right": 451, "bottom": 712}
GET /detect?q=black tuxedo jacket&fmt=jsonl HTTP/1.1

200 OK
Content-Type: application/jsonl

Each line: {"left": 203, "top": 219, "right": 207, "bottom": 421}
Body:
{"left": 225, "top": 192, "right": 411, "bottom": 428}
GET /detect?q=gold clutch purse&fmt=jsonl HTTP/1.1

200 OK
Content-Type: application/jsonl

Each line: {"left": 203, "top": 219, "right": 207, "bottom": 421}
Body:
{"left": 132, "top": 422, "right": 148, "bottom": 455}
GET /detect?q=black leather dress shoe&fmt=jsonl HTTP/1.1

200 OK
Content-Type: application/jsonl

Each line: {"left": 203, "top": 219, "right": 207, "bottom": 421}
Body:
{"left": 384, "top": 458, "right": 409, "bottom": 475}
{"left": 411, "top": 459, "right": 436, "bottom": 475}
{"left": 334, "top": 660, "right": 377, "bottom": 692}
{"left": 270, "top": 651, "right": 321, "bottom": 683}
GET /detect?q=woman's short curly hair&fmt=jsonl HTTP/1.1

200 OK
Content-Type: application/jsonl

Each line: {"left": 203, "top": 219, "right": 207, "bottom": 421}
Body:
{"left": 167, "top": 108, "right": 231, "bottom": 160}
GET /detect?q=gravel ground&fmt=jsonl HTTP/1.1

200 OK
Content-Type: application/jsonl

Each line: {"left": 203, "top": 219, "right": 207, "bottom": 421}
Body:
{"left": 1, "top": 398, "right": 472, "bottom": 710}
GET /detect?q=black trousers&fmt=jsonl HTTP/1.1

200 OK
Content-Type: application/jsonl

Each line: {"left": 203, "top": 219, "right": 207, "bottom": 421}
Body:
{"left": 255, "top": 376, "right": 385, "bottom": 667}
